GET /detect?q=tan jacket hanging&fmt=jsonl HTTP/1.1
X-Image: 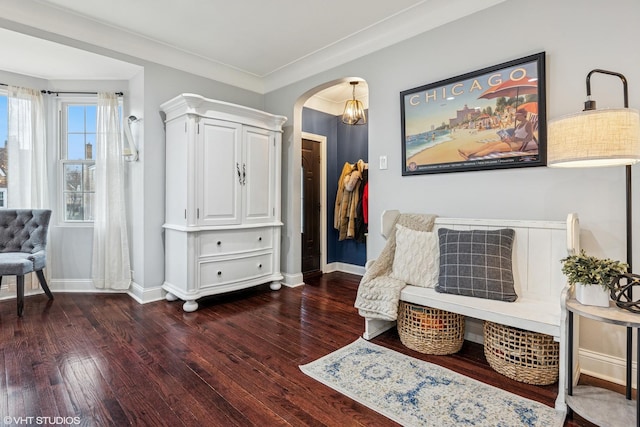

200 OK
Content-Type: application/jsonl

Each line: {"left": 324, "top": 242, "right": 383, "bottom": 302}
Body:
{"left": 334, "top": 160, "right": 366, "bottom": 241}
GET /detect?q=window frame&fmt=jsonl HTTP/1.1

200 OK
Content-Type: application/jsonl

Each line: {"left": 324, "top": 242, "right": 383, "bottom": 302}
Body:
{"left": 57, "top": 96, "right": 98, "bottom": 225}
{"left": 0, "top": 89, "right": 7, "bottom": 209}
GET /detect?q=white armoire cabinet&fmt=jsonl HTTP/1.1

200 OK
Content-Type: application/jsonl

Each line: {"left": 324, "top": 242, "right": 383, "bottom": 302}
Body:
{"left": 160, "top": 93, "right": 287, "bottom": 312}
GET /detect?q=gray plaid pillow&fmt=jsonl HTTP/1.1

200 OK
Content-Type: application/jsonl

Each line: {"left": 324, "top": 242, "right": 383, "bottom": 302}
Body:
{"left": 435, "top": 228, "right": 517, "bottom": 302}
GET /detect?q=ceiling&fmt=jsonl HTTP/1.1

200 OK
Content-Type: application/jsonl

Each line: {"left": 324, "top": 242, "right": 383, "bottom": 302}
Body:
{"left": 1, "top": 0, "right": 506, "bottom": 98}
{"left": 0, "top": 27, "right": 142, "bottom": 81}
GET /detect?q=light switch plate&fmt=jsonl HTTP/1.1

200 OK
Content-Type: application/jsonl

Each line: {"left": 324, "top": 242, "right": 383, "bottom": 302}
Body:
{"left": 379, "top": 155, "right": 388, "bottom": 170}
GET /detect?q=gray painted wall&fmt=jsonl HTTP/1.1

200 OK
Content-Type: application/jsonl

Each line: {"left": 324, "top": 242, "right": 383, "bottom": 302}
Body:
{"left": 265, "top": 0, "right": 640, "bottom": 373}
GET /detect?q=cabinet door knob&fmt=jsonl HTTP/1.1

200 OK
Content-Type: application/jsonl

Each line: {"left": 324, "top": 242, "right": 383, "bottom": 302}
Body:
{"left": 217, "top": 271, "right": 222, "bottom": 276}
{"left": 217, "top": 241, "right": 222, "bottom": 246}
{"left": 258, "top": 263, "right": 262, "bottom": 269}
{"left": 258, "top": 237, "right": 262, "bottom": 241}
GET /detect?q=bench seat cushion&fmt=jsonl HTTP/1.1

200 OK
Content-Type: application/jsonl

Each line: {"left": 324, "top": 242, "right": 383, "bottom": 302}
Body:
{"left": 400, "top": 285, "right": 560, "bottom": 339}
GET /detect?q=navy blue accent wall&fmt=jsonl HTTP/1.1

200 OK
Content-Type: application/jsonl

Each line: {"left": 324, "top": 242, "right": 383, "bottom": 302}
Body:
{"left": 333, "top": 118, "right": 368, "bottom": 266}
{"left": 302, "top": 107, "right": 368, "bottom": 267}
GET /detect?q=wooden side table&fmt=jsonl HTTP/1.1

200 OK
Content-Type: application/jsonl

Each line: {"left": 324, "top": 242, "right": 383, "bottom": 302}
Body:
{"left": 566, "top": 298, "right": 639, "bottom": 427}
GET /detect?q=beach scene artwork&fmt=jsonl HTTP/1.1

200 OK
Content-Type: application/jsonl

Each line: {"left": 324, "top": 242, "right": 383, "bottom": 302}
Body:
{"left": 401, "top": 53, "right": 545, "bottom": 175}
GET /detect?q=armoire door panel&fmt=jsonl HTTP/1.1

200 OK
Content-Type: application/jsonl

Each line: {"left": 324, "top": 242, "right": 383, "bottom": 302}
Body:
{"left": 199, "top": 120, "right": 242, "bottom": 225}
{"left": 243, "top": 127, "right": 274, "bottom": 222}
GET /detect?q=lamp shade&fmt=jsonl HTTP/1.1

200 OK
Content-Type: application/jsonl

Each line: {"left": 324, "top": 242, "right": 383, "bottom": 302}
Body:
{"left": 548, "top": 108, "right": 640, "bottom": 167}
{"left": 342, "top": 99, "right": 366, "bottom": 125}
{"left": 342, "top": 81, "right": 367, "bottom": 125}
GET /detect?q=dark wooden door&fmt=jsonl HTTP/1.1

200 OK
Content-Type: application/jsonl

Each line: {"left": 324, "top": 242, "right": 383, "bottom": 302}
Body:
{"left": 301, "top": 138, "right": 322, "bottom": 278}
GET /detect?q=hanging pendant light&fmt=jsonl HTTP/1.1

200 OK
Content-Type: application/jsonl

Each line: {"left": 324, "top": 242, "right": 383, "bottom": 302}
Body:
{"left": 342, "top": 81, "right": 367, "bottom": 125}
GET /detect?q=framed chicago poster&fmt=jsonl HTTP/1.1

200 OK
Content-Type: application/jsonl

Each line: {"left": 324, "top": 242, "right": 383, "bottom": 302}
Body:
{"left": 400, "top": 52, "right": 546, "bottom": 175}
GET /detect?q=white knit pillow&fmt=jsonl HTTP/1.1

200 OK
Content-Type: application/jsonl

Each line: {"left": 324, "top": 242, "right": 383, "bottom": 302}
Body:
{"left": 390, "top": 224, "right": 439, "bottom": 287}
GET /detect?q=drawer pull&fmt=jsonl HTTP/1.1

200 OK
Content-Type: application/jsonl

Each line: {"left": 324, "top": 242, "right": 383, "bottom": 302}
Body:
{"left": 217, "top": 271, "right": 222, "bottom": 276}
{"left": 258, "top": 263, "right": 262, "bottom": 269}
{"left": 258, "top": 237, "right": 262, "bottom": 241}
{"left": 217, "top": 241, "right": 222, "bottom": 246}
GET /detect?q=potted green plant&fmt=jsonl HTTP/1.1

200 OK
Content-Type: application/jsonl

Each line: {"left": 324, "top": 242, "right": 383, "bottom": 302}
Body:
{"left": 560, "top": 249, "right": 628, "bottom": 307}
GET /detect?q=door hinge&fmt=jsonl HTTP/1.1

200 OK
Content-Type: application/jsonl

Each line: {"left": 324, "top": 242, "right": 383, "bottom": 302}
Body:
{"left": 197, "top": 208, "right": 200, "bottom": 219}
{"left": 184, "top": 209, "right": 187, "bottom": 219}
{"left": 197, "top": 123, "right": 200, "bottom": 134}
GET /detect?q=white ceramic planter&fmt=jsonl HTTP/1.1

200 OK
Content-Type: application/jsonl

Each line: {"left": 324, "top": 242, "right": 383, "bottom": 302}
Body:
{"left": 575, "top": 283, "right": 610, "bottom": 307}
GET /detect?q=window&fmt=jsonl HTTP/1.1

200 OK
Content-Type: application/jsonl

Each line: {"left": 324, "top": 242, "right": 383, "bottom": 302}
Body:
{"left": 60, "top": 101, "right": 96, "bottom": 222}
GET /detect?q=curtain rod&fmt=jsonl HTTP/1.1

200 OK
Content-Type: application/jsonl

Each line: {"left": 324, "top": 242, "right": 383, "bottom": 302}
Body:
{"left": 0, "top": 83, "right": 122, "bottom": 96}
{"left": 41, "top": 90, "right": 124, "bottom": 96}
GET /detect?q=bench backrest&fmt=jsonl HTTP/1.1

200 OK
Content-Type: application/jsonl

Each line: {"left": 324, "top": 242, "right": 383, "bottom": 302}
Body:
{"left": 381, "top": 210, "right": 580, "bottom": 303}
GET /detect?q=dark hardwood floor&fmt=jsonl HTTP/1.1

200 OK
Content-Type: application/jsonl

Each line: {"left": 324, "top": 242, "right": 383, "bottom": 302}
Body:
{"left": 0, "top": 272, "right": 606, "bottom": 426}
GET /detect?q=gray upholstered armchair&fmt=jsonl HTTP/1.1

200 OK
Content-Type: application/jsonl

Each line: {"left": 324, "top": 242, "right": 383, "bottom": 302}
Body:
{"left": 0, "top": 209, "right": 53, "bottom": 316}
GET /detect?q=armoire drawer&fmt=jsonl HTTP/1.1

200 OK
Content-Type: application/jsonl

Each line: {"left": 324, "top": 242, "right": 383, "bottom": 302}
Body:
{"left": 199, "top": 252, "right": 274, "bottom": 287}
{"left": 199, "top": 228, "right": 273, "bottom": 256}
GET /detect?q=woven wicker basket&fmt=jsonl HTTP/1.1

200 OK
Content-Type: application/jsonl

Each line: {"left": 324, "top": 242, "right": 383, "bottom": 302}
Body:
{"left": 483, "top": 321, "right": 559, "bottom": 385}
{"left": 397, "top": 301, "right": 464, "bottom": 355}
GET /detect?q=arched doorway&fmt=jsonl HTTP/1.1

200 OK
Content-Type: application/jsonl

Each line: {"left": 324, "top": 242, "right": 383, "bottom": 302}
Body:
{"left": 294, "top": 78, "right": 369, "bottom": 282}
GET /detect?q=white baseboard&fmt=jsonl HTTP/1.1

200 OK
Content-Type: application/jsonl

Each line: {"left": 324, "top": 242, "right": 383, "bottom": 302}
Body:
{"left": 281, "top": 264, "right": 365, "bottom": 288}
{"left": 50, "top": 279, "right": 122, "bottom": 293}
{"left": 325, "top": 262, "right": 365, "bottom": 276}
{"left": 128, "top": 281, "right": 165, "bottom": 304}
{"left": 47, "top": 279, "right": 163, "bottom": 304}
{"left": 282, "top": 272, "right": 304, "bottom": 288}
{"left": 579, "top": 347, "right": 637, "bottom": 388}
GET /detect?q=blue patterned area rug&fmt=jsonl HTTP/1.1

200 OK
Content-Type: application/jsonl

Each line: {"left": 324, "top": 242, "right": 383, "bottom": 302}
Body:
{"left": 300, "top": 338, "right": 564, "bottom": 427}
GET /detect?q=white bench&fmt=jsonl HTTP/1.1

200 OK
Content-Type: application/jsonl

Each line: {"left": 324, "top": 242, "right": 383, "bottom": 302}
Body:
{"left": 363, "top": 210, "right": 580, "bottom": 412}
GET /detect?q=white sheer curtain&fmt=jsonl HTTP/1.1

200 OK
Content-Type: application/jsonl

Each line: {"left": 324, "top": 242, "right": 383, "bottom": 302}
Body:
{"left": 7, "top": 86, "right": 48, "bottom": 208}
{"left": 91, "top": 92, "right": 131, "bottom": 289}
{"left": 5, "top": 86, "right": 49, "bottom": 292}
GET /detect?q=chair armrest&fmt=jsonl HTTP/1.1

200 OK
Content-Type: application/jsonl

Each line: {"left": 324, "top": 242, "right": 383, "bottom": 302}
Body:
{"left": 27, "top": 250, "right": 47, "bottom": 270}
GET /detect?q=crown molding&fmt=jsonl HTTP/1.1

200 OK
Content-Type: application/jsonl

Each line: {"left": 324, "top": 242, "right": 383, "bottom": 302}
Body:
{"left": 263, "top": 0, "right": 507, "bottom": 92}
{"left": 1, "top": 0, "right": 264, "bottom": 92}
{"left": 2, "top": 0, "right": 507, "bottom": 94}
